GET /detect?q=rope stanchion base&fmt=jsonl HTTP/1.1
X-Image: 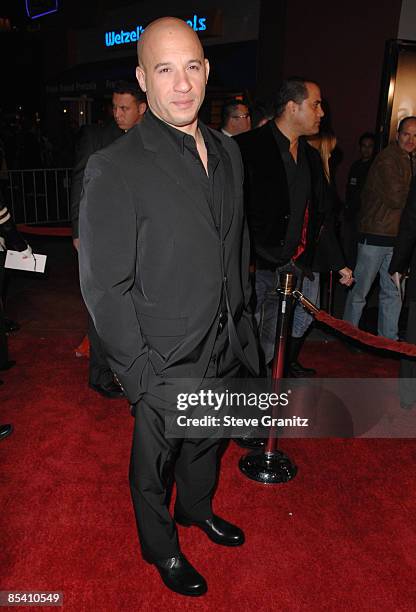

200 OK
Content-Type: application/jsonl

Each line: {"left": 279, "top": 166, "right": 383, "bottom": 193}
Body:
{"left": 239, "top": 449, "right": 298, "bottom": 484}
{"left": 239, "top": 272, "right": 298, "bottom": 485}
{"left": 234, "top": 436, "right": 266, "bottom": 449}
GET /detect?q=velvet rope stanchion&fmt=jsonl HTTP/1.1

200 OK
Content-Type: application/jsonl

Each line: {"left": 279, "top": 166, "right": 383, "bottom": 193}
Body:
{"left": 239, "top": 273, "right": 298, "bottom": 484}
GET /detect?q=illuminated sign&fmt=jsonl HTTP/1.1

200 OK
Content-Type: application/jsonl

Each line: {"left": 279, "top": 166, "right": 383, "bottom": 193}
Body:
{"left": 25, "top": 0, "right": 59, "bottom": 20}
{"left": 105, "top": 14, "right": 207, "bottom": 47}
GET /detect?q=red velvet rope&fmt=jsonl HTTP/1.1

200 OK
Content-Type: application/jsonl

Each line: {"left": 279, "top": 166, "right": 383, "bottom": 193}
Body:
{"left": 73, "top": 294, "right": 416, "bottom": 360}
{"left": 315, "top": 309, "right": 416, "bottom": 357}
{"left": 74, "top": 312, "right": 416, "bottom": 359}
{"left": 17, "top": 225, "right": 72, "bottom": 237}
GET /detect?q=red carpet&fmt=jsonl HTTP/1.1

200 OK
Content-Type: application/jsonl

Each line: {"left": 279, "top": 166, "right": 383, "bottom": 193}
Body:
{"left": 1, "top": 238, "right": 415, "bottom": 610}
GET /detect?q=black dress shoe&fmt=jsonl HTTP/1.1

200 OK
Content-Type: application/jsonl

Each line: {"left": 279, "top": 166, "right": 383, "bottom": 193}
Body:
{"left": 0, "top": 424, "right": 13, "bottom": 440}
{"left": 175, "top": 514, "right": 245, "bottom": 546}
{"left": 0, "top": 360, "right": 16, "bottom": 371}
{"left": 4, "top": 319, "right": 20, "bottom": 333}
{"left": 288, "top": 361, "right": 316, "bottom": 378}
{"left": 89, "top": 380, "right": 125, "bottom": 399}
{"left": 154, "top": 553, "right": 207, "bottom": 597}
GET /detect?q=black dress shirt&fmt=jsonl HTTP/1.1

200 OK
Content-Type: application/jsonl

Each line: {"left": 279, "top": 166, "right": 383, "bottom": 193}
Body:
{"left": 146, "top": 112, "right": 228, "bottom": 318}
{"left": 270, "top": 122, "right": 311, "bottom": 263}
{"left": 147, "top": 111, "right": 223, "bottom": 231}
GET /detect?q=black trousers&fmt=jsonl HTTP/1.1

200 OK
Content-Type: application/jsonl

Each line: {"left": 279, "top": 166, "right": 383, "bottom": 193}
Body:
{"left": 399, "top": 300, "right": 416, "bottom": 406}
{"left": 129, "top": 326, "right": 239, "bottom": 563}
{"left": 0, "top": 252, "right": 8, "bottom": 367}
{"left": 88, "top": 313, "right": 113, "bottom": 386}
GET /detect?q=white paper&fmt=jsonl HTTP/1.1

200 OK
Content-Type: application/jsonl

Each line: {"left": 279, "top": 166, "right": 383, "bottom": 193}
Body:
{"left": 5, "top": 250, "right": 47, "bottom": 273}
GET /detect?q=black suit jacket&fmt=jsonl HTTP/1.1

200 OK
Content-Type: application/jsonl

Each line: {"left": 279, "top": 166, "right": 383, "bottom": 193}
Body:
{"left": 70, "top": 120, "right": 123, "bottom": 238}
{"left": 389, "top": 176, "right": 416, "bottom": 300}
{"left": 79, "top": 112, "right": 259, "bottom": 405}
{"left": 235, "top": 121, "right": 344, "bottom": 271}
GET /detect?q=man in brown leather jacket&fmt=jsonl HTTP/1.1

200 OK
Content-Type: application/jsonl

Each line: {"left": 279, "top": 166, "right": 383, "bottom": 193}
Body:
{"left": 343, "top": 116, "right": 416, "bottom": 339}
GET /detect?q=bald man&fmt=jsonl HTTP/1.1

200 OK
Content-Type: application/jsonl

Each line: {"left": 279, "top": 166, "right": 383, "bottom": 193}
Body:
{"left": 79, "top": 17, "right": 258, "bottom": 596}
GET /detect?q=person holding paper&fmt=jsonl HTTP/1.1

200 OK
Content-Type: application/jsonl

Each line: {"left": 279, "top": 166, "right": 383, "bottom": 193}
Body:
{"left": 0, "top": 193, "right": 31, "bottom": 373}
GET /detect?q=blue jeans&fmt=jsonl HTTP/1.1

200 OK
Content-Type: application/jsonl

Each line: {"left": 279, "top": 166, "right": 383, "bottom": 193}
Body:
{"left": 343, "top": 242, "right": 401, "bottom": 340}
{"left": 255, "top": 262, "right": 302, "bottom": 365}
{"left": 292, "top": 272, "right": 320, "bottom": 338}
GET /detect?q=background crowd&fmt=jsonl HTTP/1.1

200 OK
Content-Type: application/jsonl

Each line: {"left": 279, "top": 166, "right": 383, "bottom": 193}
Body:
{"left": 3, "top": 71, "right": 416, "bottom": 440}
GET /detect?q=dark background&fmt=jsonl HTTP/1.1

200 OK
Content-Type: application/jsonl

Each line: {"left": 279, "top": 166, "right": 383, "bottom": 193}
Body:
{"left": 0, "top": 0, "right": 408, "bottom": 188}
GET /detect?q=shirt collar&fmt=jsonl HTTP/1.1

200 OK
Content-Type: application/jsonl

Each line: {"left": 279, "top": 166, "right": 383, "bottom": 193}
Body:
{"left": 221, "top": 128, "right": 233, "bottom": 137}
{"left": 271, "top": 121, "right": 306, "bottom": 153}
{"left": 147, "top": 109, "right": 215, "bottom": 156}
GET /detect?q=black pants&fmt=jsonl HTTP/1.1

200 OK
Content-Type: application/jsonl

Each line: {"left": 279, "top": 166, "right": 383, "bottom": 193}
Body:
{"left": 0, "top": 252, "right": 8, "bottom": 367}
{"left": 399, "top": 300, "right": 416, "bottom": 406}
{"left": 129, "top": 327, "right": 239, "bottom": 562}
{"left": 88, "top": 313, "right": 113, "bottom": 386}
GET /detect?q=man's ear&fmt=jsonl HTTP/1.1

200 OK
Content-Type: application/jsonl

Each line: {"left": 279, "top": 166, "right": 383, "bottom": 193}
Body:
{"left": 204, "top": 58, "right": 210, "bottom": 84}
{"left": 287, "top": 100, "right": 297, "bottom": 115}
{"left": 136, "top": 66, "right": 146, "bottom": 92}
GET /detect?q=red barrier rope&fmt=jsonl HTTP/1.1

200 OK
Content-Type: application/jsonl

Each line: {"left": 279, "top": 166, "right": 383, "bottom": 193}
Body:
{"left": 293, "top": 289, "right": 416, "bottom": 357}
{"left": 74, "top": 292, "right": 416, "bottom": 359}
{"left": 17, "top": 224, "right": 72, "bottom": 237}
{"left": 314, "top": 310, "right": 416, "bottom": 356}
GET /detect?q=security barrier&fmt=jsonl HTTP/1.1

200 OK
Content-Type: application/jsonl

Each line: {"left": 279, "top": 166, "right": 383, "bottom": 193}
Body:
{"left": 4, "top": 168, "right": 72, "bottom": 225}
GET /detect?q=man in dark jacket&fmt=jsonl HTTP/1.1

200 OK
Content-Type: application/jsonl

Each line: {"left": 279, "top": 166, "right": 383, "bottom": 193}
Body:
{"left": 342, "top": 132, "right": 375, "bottom": 268}
{"left": 79, "top": 17, "right": 258, "bottom": 596}
{"left": 343, "top": 116, "right": 416, "bottom": 340}
{"left": 71, "top": 81, "right": 146, "bottom": 398}
{"left": 235, "top": 78, "right": 352, "bottom": 373}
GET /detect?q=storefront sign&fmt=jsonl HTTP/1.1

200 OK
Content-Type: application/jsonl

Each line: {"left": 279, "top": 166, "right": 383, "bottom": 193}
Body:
{"left": 105, "top": 14, "right": 207, "bottom": 47}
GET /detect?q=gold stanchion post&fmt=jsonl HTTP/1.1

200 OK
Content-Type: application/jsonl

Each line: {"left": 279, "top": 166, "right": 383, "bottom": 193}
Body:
{"left": 239, "top": 272, "right": 298, "bottom": 484}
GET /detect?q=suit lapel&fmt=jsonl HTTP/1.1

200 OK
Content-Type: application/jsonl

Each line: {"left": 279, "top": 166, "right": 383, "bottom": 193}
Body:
{"left": 207, "top": 128, "right": 235, "bottom": 239}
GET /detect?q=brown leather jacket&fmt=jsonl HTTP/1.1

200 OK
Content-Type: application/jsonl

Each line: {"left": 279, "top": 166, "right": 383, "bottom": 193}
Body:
{"left": 359, "top": 142, "right": 413, "bottom": 237}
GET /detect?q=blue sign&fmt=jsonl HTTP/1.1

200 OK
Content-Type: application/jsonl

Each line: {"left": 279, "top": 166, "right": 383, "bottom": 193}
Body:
{"left": 25, "top": 0, "right": 59, "bottom": 20}
{"left": 105, "top": 14, "right": 207, "bottom": 47}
